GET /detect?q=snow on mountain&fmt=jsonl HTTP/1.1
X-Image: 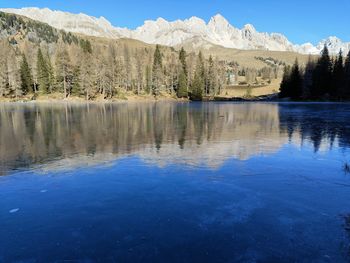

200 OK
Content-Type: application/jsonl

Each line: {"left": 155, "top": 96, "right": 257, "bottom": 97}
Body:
{"left": 0, "top": 7, "right": 128, "bottom": 38}
{"left": 1, "top": 7, "right": 349, "bottom": 55}
{"left": 318, "top": 36, "right": 350, "bottom": 55}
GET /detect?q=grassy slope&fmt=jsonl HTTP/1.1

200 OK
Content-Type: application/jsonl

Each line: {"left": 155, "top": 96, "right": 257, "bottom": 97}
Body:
{"left": 179, "top": 38, "right": 315, "bottom": 68}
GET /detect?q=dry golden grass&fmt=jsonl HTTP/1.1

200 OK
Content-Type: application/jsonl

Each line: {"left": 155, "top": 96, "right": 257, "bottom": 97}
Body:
{"left": 84, "top": 34, "right": 316, "bottom": 70}
{"left": 204, "top": 47, "right": 314, "bottom": 68}
{"left": 179, "top": 41, "right": 317, "bottom": 69}
{"left": 221, "top": 78, "right": 281, "bottom": 98}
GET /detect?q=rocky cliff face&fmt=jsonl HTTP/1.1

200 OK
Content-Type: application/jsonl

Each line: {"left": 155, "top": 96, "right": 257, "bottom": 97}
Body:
{"left": 1, "top": 7, "right": 349, "bottom": 55}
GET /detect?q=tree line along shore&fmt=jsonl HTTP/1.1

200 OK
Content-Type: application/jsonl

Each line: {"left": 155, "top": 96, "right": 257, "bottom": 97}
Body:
{"left": 2, "top": 39, "right": 350, "bottom": 102}
{"left": 1, "top": 39, "right": 283, "bottom": 103}
{"left": 1, "top": 12, "right": 350, "bottom": 102}
{"left": 0, "top": 11, "right": 286, "bottom": 103}
{"left": 280, "top": 46, "right": 350, "bottom": 101}
{"left": 6, "top": 43, "right": 232, "bottom": 102}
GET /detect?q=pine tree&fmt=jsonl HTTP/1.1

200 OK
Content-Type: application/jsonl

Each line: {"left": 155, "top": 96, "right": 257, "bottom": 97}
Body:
{"left": 145, "top": 65, "right": 152, "bottom": 94}
{"left": 191, "top": 72, "right": 204, "bottom": 101}
{"left": 279, "top": 65, "right": 292, "bottom": 98}
{"left": 56, "top": 48, "right": 73, "bottom": 98}
{"left": 197, "top": 52, "right": 206, "bottom": 80}
{"left": 19, "top": 54, "right": 33, "bottom": 95}
{"left": 71, "top": 66, "right": 81, "bottom": 96}
{"left": 179, "top": 47, "right": 188, "bottom": 76}
{"left": 303, "top": 56, "right": 315, "bottom": 99}
{"left": 177, "top": 70, "right": 188, "bottom": 98}
{"left": 123, "top": 45, "right": 132, "bottom": 90}
{"left": 0, "top": 70, "right": 10, "bottom": 97}
{"left": 80, "top": 52, "right": 94, "bottom": 100}
{"left": 6, "top": 50, "right": 21, "bottom": 98}
{"left": 207, "top": 55, "right": 217, "bottom": 95}
{"left": 152, "top": 45, "right": 163, "bottom": 97}
{"left": 80, "top": 39, "right": 92, "bottom": 54}
{"left": 279, "top": 60, "right": 302, "bottom": 100}
{"left": 46, "top": 56, "right": 55, "bottom": 93}
{"left": 311, "top": 45, "right": 332, "bottom": 98}
{"left": 36, "top": 48, "right": 49, "bottom": 94}
{"left": 289, "top": 59, "right": 303, "bottom": 100}
{"left": 177, "top": 47, "right": 188, "bottom": 98}
{"left": 344, "top": 50, "right": 350, "bottom": 99}
{"left": 190, "top": 52, "right": 205, "bottom": 101}
{"left": 332, "top": 50, "right": 345, "bottom": 99}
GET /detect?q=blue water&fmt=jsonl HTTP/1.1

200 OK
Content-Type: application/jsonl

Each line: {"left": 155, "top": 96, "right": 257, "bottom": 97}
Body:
{"left": 0, "top": 102, "right": 350, "bottom": 262}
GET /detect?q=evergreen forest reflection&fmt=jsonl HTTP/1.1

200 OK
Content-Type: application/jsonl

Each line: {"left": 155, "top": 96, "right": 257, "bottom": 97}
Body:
{"left": 1, "top": 102, "right": 350, "bottom": 175}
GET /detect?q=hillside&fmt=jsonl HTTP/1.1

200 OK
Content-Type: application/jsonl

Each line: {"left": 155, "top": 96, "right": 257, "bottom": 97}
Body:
{"left": 1, "top": 7, "right": 350, "bottom": 55}
{"left": 180, "top": 40, "right": 314, "bottom": 68}
{"left": 0, "top": 11, "right": 319, "bottom": 101}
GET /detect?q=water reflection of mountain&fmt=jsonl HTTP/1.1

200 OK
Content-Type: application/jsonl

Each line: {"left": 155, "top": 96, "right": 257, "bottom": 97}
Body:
{"left": 1, "top": 102, "right": 349, "bottom": 174}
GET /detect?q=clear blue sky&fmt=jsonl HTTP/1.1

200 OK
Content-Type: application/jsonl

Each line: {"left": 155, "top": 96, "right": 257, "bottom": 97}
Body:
{"left": 1, "top": 0, "right": 349, "bottom": 44}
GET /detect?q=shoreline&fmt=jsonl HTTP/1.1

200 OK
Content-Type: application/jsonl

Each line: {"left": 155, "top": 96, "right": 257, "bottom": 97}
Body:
{"left": 2, "top": 94, "right": 349, "bottom": 104}
{"left": 0, "top": 94, "right": 190, "bottom": 104}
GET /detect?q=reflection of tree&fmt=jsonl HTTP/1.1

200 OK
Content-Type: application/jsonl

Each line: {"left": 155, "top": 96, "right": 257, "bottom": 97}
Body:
{"left": 175, "top": 105, "right": 188, "bottom": 150}
{"left": 279, "top": 104, "right": 350, "bottom": 153}
{"left": 153, "top": 104, "right": 163, "bottom": 152}
{"left": 0, "top": 102, "right": 285, "bottom": 174}
{"left": 192, "top": 104, "right": 205, "bottom": 145}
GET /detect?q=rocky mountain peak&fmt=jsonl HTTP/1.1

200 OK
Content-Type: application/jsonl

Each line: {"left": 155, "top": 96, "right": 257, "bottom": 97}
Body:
{"left": 1, "top": 7, "right": 349, "bottom": 55}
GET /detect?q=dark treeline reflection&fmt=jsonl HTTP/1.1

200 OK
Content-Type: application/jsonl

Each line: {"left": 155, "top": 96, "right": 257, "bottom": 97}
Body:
{"left": 1, "top": 102, "right": 350, "bottom": 174}
{"left": 278, "top": 103, "right": 350, "bottom": 152}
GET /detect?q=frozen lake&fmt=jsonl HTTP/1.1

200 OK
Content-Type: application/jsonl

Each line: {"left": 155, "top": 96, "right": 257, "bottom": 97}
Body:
{"left": 0, "top": 102, "right": 350, "bottom": 262}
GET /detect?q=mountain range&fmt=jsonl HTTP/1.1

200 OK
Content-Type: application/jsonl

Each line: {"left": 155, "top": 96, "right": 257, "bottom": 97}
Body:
{"left": 1, "top": 7, "right": 349, "bottom": 55}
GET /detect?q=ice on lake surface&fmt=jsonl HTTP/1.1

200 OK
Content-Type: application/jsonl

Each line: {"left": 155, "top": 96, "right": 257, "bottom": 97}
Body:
{"left": 0, "top": 102, "right": 350, "bottom": 262}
